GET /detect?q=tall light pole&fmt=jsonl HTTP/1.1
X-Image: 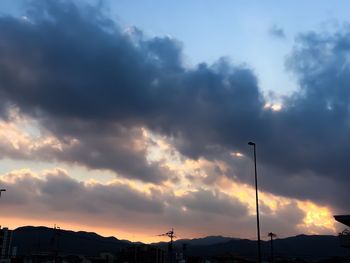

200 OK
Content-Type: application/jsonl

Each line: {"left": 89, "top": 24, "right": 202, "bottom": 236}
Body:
{"left": 0, "top": 189, "right": 5, "bottom": 198}
{"left": 248, "top": 141, "right": 261, "bottom": 263}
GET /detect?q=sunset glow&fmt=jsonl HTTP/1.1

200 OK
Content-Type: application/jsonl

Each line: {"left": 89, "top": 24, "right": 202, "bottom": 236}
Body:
{"left": 0, "top": 0, "right": 348, "bottom": 249}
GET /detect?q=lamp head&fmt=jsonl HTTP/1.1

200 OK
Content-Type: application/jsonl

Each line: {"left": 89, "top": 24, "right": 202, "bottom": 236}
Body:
{"left": 248, "top": 141, "right": 255, "bottom": 146}
{"left": 0, "top": 189, "right": 5, "bottom": 192}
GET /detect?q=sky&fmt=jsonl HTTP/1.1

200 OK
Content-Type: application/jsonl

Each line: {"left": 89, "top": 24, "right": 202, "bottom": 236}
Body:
{"left": 0, "top": 0, "right": 350, "bottom": 243}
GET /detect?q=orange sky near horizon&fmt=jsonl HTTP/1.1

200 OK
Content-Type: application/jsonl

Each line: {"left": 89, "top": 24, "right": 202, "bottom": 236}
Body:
{"left": 0, "top": 169, "right": 339, "bottom": 244}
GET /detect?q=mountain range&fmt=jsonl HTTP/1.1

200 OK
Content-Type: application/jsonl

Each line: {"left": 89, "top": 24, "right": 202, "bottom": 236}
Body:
{"left": 10, "top": 226, "right": 350, "bottom": 260}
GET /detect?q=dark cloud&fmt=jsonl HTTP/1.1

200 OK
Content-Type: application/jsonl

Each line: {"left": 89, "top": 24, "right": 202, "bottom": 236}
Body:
{"left": 254, "top": 157, "right": 350, "bottom": 213}
{"left": 0, "top": 169, "right": 165, "bottom": 218}
{"left": 1, "top": 0, "right": 350, "bottom": 212}
{"left": 50, "top": 125, "right": 174, "bottom": 183}
{"left": 179, "top": 189, "right": 248, "bottom": 216}
{"left": 224, "top": 27, "right": 350, "bottom": 212}
{"left": 269, "top": 25, "right": 286, "bottom": 39}
{"left": 262, "top": 28, "right": 350, "bottom": 183}
{"left": 0, "top": 0, "right": 264, "bottom": 181}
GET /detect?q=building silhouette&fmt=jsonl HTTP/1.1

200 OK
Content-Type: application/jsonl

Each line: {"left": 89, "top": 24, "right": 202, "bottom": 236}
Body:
{"left": 118, "top": 244, "right": 165, "bottom": 263}
{"left": 0, "top": 227, "right": 13, "bottom": 263}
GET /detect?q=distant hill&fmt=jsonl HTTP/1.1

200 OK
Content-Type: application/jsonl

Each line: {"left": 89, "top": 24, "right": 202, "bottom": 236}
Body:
{"left": 12, "top": 226, "right": 129, "bottom": 256}
{"left": 173, "top": 235, "right": 237, "bottom": 246}
{"left": 152, "top": 235, "right": 237, "bottom": 249}
{"left": 10, "top": 226, "right": 350, "bottom": 261}
{"left": 162, "top": 235, "right": 350, "bottom": 261}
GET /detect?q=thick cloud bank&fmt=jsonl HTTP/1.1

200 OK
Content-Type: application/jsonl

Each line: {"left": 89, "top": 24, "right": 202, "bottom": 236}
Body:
{"left": 0, "top": 1, "right": 350, "bottom": 212}
{"left": 0, "top": 168, "right": 308, "bottom": 238}
{"left": 0, "top": 1, "right": 263, "bottom": 179}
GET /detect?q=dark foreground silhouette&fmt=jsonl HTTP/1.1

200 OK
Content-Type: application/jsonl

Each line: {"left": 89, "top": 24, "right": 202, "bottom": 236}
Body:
{"left": 9, "top": 226, "right": 350, "bottom": 261}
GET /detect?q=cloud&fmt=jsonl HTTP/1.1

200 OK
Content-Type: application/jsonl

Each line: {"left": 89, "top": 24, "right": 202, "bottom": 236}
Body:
{"left": 0, "top": 113, "right": 172, "bottom": 183}
{"left": 0, "top": 168, "right": 315, "bottom": 239}
{"left": 0, "top": 0, "right": 264, "bottom": 181}
{"left": 0, "top": 168, "right": 165, "bottom": 219}
{"left": 0, "top": 0, "right": 350, "bottom": 215}
{"left": 179, "top": 189, "right": 248, "bottom": 216}
{"left": 269, "top": 25, "right": 286, "bottom": 39}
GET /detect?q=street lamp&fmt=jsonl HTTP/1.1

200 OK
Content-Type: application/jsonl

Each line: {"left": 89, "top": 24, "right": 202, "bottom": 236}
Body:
{"left": 248, "top": 141, "right": 261, "bottom": 263}
{"left": 0, "top": 189, "right": 6, "bottom": 198}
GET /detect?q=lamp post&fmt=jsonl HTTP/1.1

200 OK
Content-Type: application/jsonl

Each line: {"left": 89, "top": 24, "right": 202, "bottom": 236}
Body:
{"left": 0, "top": 189, "right": 5, "bottom": 198}
{"left": 248, "top": 141, "right": 261, "bottom": 263}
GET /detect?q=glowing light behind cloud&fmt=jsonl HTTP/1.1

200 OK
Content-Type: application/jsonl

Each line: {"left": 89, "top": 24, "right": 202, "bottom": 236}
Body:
{"left": 0, "top": 112, "right": 338, "bottom": 241}
{"left": 141, "top": 128, "right": 337, "bottom": 237}
{"left": 264, "top": 103, "right": 282, "bottom": 111}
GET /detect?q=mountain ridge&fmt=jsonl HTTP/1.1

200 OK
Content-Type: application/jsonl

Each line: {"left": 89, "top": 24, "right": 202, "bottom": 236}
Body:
{"left": 9, "top": 226, "right": 350, "bottom": 260}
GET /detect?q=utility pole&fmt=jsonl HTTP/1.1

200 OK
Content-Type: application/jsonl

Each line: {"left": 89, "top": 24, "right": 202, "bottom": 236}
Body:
{"left": 248, "top": 142, "right": 261, "bottom": 263}
{"left": 51, "top": 225, "right": 61, "bottom": 263}
{"left": 268, "top": 232, "right": 276, "bottom": 263}
{"left": 158, "top": 228, "right": 176, "bottom": 263}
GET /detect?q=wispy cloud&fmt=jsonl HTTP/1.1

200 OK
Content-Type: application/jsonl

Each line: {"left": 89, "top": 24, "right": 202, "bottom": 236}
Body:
{"left": 269, "top": 24, "right": 286, "bottom": 39}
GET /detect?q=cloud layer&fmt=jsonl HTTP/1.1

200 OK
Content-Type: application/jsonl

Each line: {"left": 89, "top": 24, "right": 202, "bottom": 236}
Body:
{"left": 1, "top": 168, "right": 319, "bottom": 240}
{"left": 0, "top": 0, "right": 350, "bottom": 237}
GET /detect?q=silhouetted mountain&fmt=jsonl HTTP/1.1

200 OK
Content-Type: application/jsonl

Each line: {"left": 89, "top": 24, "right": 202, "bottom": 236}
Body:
{"left": 176, "top": 235, "right": 237, "bottom": 246}
{"left": 11, "top": 227, "right": 350, "bottom": 261}
{"left": 152, "top": 235, "right": 238, "bottom": 249}
{"left": 167, "top": 235, "right": 350, "bottom": 261}
{"left": 12, "top": 226, "right": 129, "bottom": 256}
